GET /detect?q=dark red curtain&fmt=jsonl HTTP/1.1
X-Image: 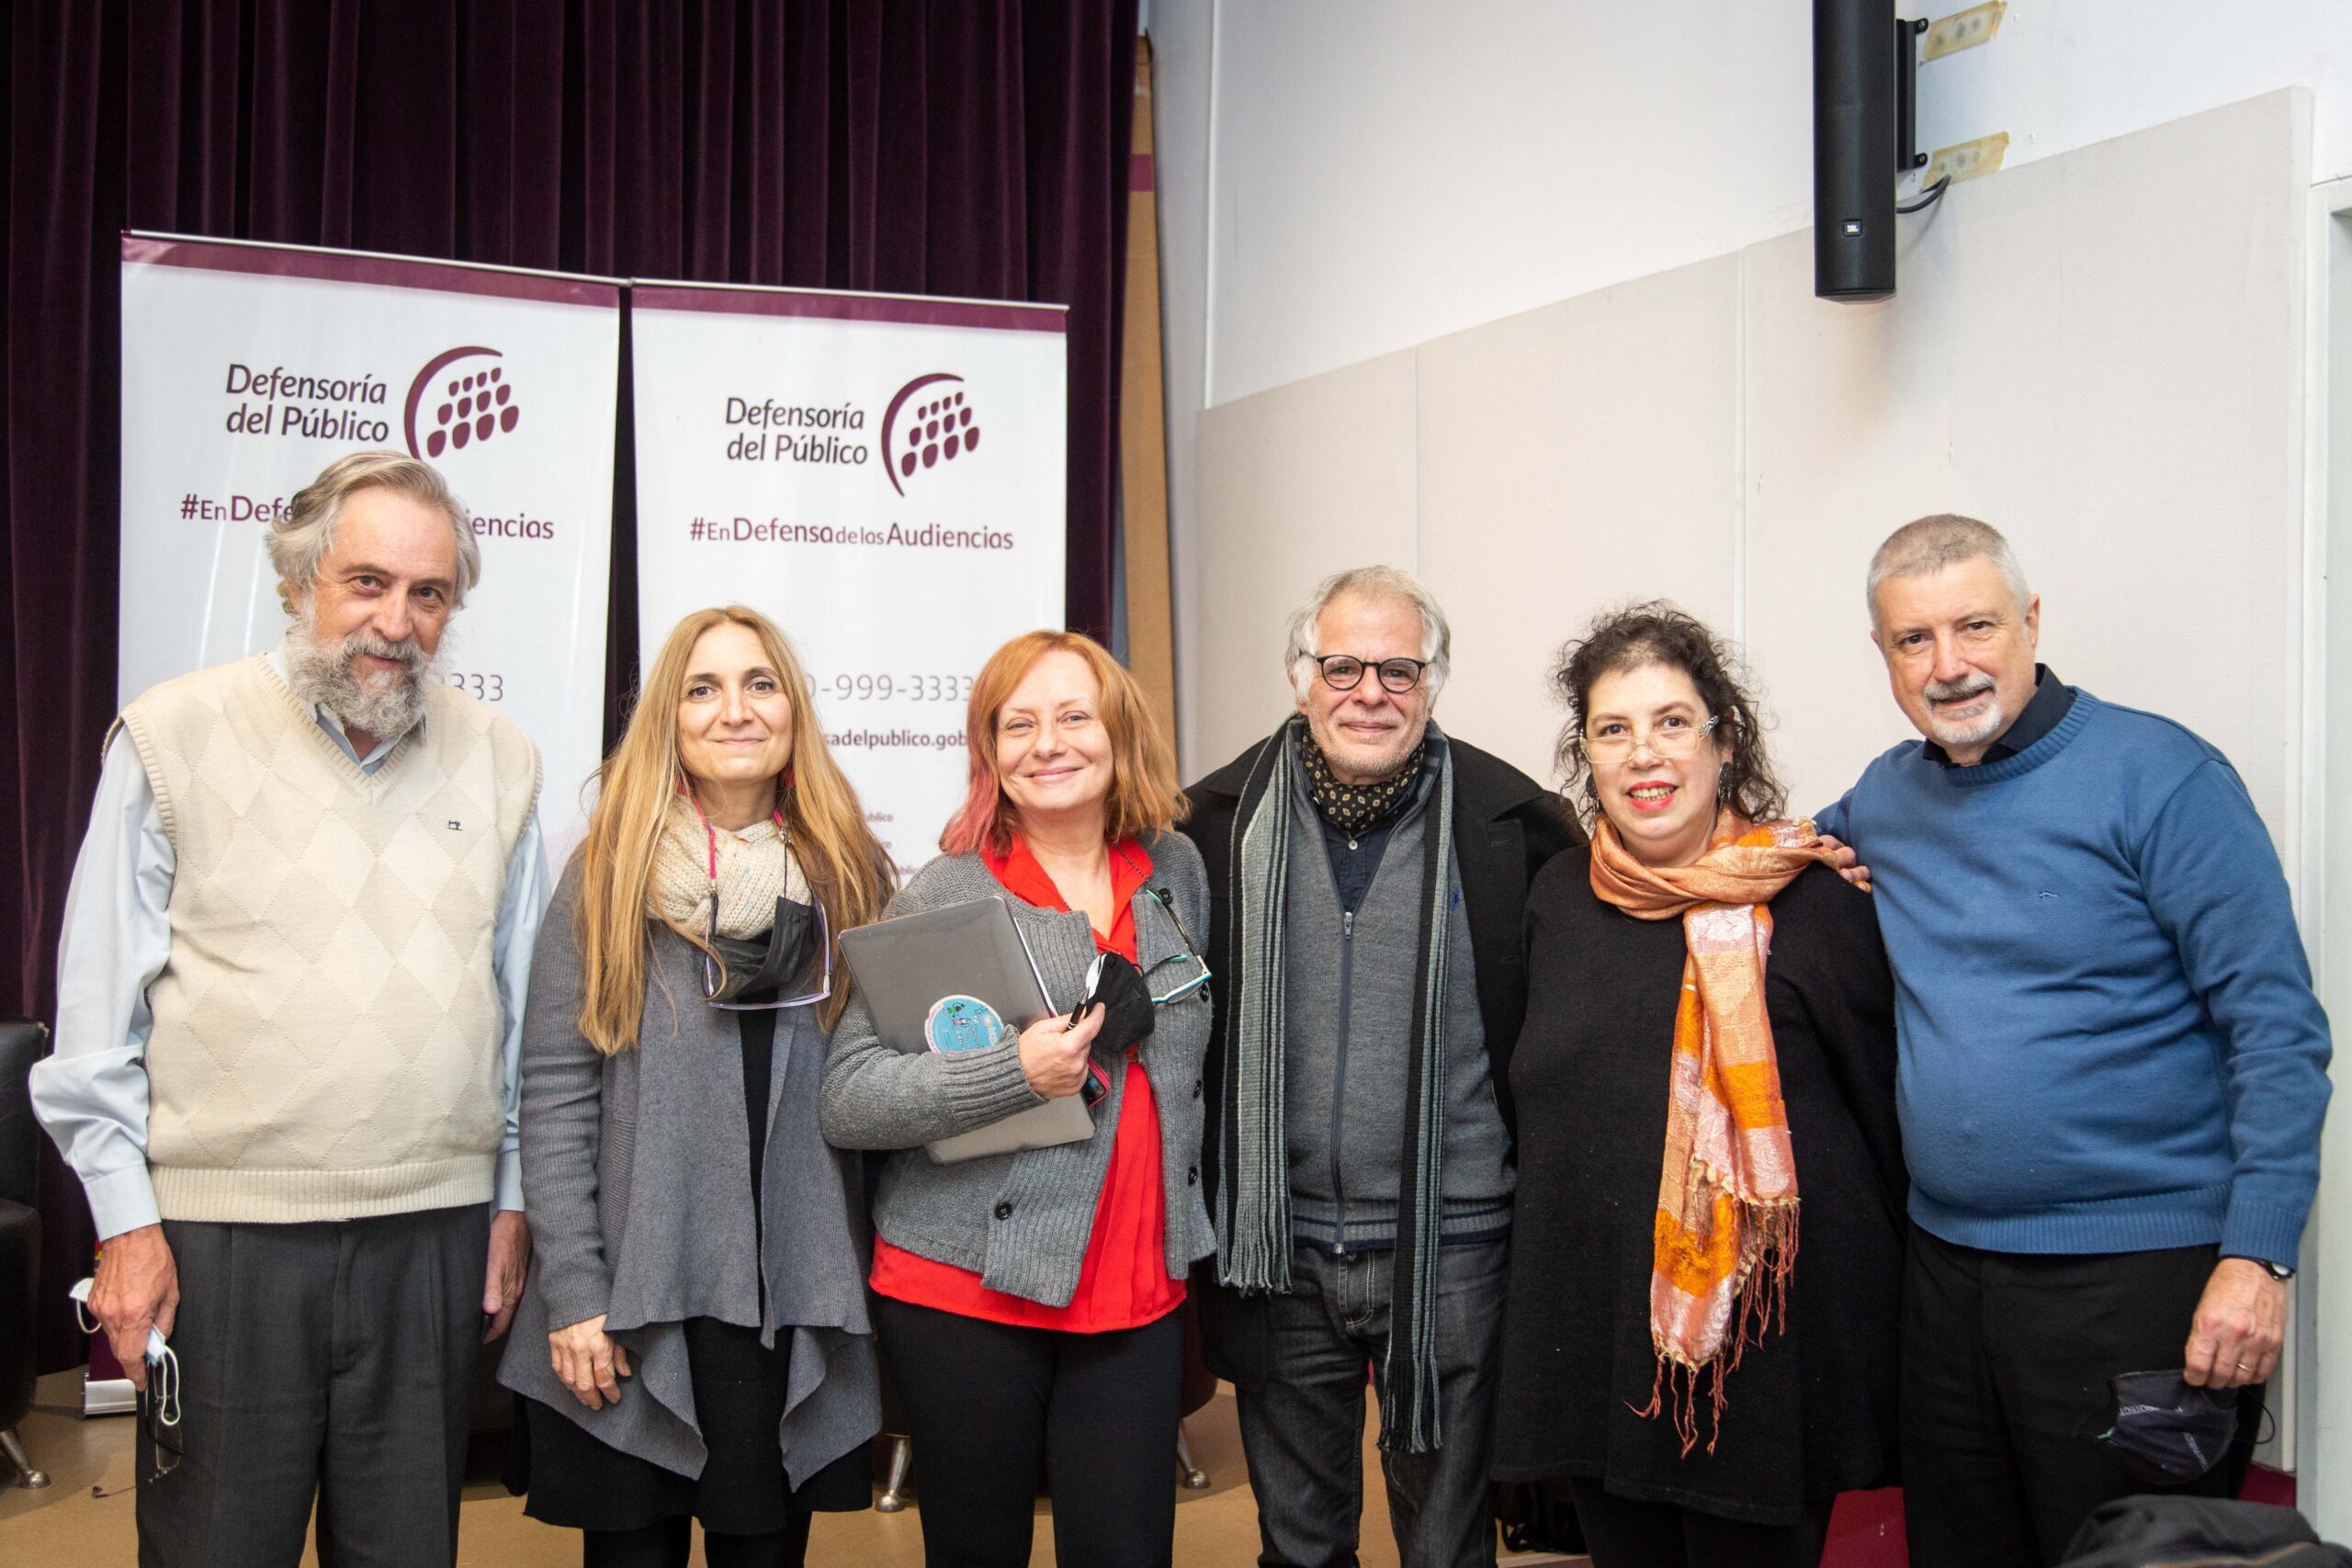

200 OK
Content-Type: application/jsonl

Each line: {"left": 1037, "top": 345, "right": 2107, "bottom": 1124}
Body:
{"left": 4, "top": 0, "right": 1136, "bottom": 1372}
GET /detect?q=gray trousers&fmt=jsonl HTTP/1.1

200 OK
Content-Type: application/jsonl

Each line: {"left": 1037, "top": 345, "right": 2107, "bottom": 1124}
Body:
{"left": 1236, "top": 1239, "right": 1508, "bottom": 1568}
{"left": 137, "top": 1204, "right": 491, "bottom": 1568}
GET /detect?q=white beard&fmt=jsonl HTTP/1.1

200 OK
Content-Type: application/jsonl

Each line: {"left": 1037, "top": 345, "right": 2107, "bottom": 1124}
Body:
{"left": 286, "top": 608, "right": 440, "bottom": 742}
{"left": 1920, "top": 676, "right": 2008, "bottom": 750}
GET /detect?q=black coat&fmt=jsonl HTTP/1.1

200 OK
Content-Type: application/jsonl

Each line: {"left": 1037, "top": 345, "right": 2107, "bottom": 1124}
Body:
{"left": 1492, "top": 850, "right": 1905, "bottom": 1524}
{"left": 1176, "top": 728, "right": 1583, "bottom": 1389}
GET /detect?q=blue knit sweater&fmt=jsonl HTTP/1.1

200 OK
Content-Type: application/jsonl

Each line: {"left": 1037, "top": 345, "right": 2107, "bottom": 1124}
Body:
{"left": 1817, "top": 689, "right": 2331, "bottom": 1266}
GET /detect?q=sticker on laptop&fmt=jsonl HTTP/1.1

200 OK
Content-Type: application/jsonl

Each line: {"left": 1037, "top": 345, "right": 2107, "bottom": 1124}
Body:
{"left": 925, "top": 995, "right": 1007, "bottom": 1055}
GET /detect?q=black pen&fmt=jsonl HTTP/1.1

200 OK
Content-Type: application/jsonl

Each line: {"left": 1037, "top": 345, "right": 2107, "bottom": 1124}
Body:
{"left": 1068, "top": 953, "right": 1106, "bottom": 1028}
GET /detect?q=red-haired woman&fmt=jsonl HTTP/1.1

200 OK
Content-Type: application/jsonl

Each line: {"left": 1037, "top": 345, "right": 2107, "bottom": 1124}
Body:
{"left": 820, "top": 630, "right": 1212, "bottom": 1568}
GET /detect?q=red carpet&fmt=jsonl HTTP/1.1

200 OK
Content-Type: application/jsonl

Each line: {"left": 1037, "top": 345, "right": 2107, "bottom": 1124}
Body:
{"left": 1825, "top": 1488, "right": 1906, "bottom": 1568}
{"left": 1822, "top": 1470, "right": 2295, "bottom": 1567}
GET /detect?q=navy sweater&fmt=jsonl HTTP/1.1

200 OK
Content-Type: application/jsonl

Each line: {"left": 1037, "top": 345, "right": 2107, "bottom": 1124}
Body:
{"left": 1817, "top": 689, "right": 2331, "bottom": 1266}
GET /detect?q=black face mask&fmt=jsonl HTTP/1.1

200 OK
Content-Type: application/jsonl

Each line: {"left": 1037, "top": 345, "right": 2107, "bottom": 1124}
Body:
{"left": 2098, "top": 1369, "right": 2240, "bottom": 1485}
{"left": 1081, "top": 951, "right": 1158, "bottom": 1056}
{"left": 706, "top": 896, "right": 820, "bottom": 1004}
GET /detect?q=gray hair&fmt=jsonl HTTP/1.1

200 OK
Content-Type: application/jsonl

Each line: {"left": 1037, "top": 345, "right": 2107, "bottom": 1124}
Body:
{"left": 267, "top": 450, "right": 480, "bottom": 615}
{"left": 1283, "top": 564, "right": 1452, "bottom": 700}
{"left": 1865, "top": 513, "right": 2030, "bottom": 626}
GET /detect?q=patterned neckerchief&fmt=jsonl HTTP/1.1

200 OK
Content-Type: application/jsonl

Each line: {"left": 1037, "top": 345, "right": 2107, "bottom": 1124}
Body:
{"left": 1299, "top": 731, "right": 1429, "bottom": 835}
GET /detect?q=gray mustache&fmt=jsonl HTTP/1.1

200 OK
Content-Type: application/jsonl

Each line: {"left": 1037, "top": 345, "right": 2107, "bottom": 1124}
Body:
{"left": 1923, "top": 676, "right": 1994, "bottom": 703}
{"left": 345, "top": 631, "right": 425, "bottom": 673}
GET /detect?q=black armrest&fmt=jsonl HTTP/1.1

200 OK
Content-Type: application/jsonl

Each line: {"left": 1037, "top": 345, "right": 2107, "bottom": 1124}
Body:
{"left": 0, "top": 1019, "right": 48, "bottom": 1208}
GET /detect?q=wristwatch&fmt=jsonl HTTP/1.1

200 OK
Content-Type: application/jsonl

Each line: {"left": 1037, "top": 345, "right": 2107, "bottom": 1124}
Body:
{"left": 2228, "top": 1255, "right": 2295, "bottom": 1281}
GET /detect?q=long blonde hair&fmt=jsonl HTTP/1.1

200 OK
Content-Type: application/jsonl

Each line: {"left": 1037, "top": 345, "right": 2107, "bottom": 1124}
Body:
{"left": 572, "top": 606, "right": 893, "bottom": 1052}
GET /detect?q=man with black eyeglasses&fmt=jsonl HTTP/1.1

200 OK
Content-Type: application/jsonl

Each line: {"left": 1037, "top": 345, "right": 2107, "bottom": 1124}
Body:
{"left": 1180, "top": 565, "right": 1580, "bottom": 1568}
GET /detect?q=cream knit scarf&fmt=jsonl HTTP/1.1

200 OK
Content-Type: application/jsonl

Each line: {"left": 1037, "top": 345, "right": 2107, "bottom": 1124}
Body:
{"left": 650, "top": 794, "right": 809, "bottom": 939}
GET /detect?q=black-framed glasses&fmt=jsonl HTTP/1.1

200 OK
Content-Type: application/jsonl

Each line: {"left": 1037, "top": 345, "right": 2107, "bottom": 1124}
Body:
{"left": 139, "top": 1374, "right": 184, "bottom": 1483}
{"left": 1308, "top": 653, "right": 1430, "bottom": 694}
{"left": 73, "top": 1280, "right": 180, "bottom": 1484}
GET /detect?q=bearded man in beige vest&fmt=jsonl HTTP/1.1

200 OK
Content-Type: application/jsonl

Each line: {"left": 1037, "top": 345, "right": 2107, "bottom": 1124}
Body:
{"left": 33, "top": 451, "right": 548, "bottom": 1568}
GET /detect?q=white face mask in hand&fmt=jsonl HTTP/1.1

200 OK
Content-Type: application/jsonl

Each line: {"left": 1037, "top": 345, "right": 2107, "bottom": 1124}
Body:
{"left": 70, "top": 1276, "right": 181, "bottom": 1428}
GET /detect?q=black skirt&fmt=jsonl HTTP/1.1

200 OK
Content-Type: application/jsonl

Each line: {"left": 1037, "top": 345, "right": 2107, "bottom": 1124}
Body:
{"left": 515, "top": 1316, "right": 871, "bottom": 1533}
{"left": 513, "top": 995, "right": 870, "bottom": 1533}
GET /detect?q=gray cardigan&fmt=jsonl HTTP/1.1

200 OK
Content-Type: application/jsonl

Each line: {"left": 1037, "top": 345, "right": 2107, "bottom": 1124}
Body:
{"left": 497, "top": 861, "right": 879, "bottom": 1488}
{"left": 820, "top": 831, "right": 1216, "bottom": 1308}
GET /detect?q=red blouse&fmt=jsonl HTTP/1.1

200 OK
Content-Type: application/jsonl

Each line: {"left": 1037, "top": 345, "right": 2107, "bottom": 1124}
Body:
{"left": 867, "top": 836, "right": 1186, "bottom": 1331}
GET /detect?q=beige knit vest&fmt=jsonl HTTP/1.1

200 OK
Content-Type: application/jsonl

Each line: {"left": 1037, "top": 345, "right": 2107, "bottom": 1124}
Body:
{"left": 115, "top": 654, "right": 542, "bottom": 1224}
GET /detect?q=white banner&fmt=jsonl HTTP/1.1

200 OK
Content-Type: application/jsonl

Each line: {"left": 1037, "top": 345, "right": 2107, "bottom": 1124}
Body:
{"left": 118, "top": 234, "right": 621, "bottom": 835}
{"left": 631, "top": 284, "right": 1068, "bottom": 875}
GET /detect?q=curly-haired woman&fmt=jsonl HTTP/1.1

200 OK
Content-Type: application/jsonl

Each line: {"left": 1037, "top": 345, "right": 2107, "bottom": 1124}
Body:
{"left": 1492, "top": 604, "right": 1905, "bottom": 1568}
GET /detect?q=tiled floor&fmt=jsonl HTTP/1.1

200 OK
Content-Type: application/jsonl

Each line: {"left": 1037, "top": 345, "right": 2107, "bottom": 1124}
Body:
{"left": 0, "top": 1371, "right": 1586, "bottom": 1565}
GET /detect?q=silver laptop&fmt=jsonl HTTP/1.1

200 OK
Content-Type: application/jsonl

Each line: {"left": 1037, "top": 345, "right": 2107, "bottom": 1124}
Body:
{"left": 837, "top": 896, "right": 1095, "bottom": 1163}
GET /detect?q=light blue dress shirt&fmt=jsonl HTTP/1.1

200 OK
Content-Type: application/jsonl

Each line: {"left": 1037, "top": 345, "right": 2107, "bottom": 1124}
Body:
{"left": 32, "top": 644, "right": 551, "bottom": 1239}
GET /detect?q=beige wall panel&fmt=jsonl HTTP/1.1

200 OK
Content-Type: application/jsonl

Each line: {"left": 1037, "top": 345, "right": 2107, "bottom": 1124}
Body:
{"left": 1191, "top": 351, "right": 1419, "bottom": 774}
{"left": 1744, "top": 91, "right": 2307, "bottom": 830}
{"left": 1415, "top": 255, "right": 1741, "bottom": 793}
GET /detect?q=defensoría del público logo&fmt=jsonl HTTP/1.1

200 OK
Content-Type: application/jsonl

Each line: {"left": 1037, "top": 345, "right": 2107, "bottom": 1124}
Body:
{"left": 880, "top": 372, "right": 982, "bottom": 497}
{"left": 403, "top": 346, "right": 522, "bottom": 460}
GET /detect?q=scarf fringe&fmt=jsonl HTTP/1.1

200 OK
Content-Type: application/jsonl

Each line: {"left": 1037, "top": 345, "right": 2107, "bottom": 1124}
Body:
{"left": 1637, "top": 1200, "right": 1800, "bottom": 1457}
{"left": 1592, "top": 813, "right": 1826, "bottom": 1455}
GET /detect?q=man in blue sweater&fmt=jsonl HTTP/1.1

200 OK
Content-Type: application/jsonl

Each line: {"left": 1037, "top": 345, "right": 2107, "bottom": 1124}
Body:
{"left": 1815, "top": 514, "right": 2330, "bottom": 1568}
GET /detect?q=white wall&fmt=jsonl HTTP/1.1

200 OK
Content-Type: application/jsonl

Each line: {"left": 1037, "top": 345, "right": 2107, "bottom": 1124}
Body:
{"left": 1189, "top": 91, "right": 2308, "bottom": 826}
{"left": 1153, "top": 0, "right": 2352, "bottom": 773}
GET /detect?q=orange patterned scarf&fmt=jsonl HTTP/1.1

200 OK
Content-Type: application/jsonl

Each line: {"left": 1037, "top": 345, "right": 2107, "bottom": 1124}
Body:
{"left": 1588, "top": 812, "right": 1836, "bottom": 1454}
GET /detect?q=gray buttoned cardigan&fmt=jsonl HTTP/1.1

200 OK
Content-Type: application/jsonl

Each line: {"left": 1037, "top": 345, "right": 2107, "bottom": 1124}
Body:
{"left": 819, "top": 832, "right": 1217, "bottom": 1307}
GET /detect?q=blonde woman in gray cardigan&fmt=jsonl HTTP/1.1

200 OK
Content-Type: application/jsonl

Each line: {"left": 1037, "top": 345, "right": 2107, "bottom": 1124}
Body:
{"left": 500, "top": 606, "right": 894, "bottom": 1568}
{"left": 821, "top": 630, "right": 1214, "bottom": 1568}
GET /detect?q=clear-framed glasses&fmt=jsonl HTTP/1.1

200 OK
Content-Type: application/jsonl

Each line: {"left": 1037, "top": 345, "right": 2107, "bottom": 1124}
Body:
{"left": 703, "top": 892, "right": 833, "bottom": 1011}
{"left": 1585, "top": 714, "right": 1721, "bottom": 761}
{"left": 1309, "top": 653, "right": 1430, "bottom": 694}
{"left": 1144, "top": 953, "right": 1213, "bottom": 1005}
{"left": 1140, "top": 886, "right": 1213, "bottom": 1004}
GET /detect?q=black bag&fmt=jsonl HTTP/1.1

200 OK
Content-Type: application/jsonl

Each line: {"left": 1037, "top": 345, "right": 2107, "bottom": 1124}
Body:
{"left": 1492, "top": 1479, "right": 1586, "bottom": 1556}
{"left": 2059, "top": 1495, "right": 2352, "bottom": 1566}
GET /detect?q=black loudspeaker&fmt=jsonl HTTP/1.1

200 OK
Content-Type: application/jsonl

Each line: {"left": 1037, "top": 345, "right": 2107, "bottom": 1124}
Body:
{"left": 1814, "top": 0, "right": 1913, "bottom": 300}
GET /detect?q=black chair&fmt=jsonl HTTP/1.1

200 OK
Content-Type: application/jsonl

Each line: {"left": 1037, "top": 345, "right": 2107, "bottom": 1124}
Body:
{"left": 0, "top": 1017, "right": 50, "bottom": 1487}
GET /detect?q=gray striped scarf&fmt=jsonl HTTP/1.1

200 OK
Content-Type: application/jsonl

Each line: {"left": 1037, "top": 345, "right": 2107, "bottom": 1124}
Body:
{"left": 1216, "top": 717, "right": 1457, "bottom": 1453}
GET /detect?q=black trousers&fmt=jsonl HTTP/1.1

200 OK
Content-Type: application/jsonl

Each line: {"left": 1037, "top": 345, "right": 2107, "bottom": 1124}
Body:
{"left": 873, "top": 1295, "right": 1184, "bottom": 1568}
{"left": 581, "top": 1516, "right": 811, "bottom": 1568}
{"left": 137, "top": 1204, "right": 491, "bottom": 1568}
{"left": 1901, "top": 1226, "right": 2265, "bottom": 1568}
{"left": 1567, "top": 1479, "right": 1833, "bottom": 1568}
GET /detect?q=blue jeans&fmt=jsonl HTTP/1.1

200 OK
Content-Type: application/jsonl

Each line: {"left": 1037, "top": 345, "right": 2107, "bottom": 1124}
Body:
{"left": 1235, "top": 1239, "right": 1508, "bottom": 1568}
